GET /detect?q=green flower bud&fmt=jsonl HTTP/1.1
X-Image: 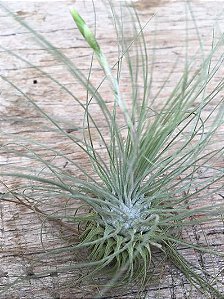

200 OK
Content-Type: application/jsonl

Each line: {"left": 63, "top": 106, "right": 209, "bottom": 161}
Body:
{"left": 70, "top": 8, "right": 100, "bottom": 53}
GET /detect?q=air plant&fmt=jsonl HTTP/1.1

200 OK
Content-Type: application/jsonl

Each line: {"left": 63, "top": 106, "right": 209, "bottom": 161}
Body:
{"left": 0, "top": 1, "right": 224, "bottom": 298}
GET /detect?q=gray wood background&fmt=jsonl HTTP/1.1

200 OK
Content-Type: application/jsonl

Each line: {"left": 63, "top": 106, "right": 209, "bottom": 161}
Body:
{"left": 0, "top": 0, "right": 224, "bottom": 298}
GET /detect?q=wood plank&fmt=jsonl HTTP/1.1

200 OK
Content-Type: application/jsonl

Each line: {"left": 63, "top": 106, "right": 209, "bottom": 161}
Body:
{"left": 0, "top": 1, "right": 223, "bottom": 298}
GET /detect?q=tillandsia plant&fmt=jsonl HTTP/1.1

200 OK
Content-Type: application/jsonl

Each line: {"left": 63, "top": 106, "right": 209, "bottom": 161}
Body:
{"left": 0, "top": 0, "right": 224, "bottom": 298}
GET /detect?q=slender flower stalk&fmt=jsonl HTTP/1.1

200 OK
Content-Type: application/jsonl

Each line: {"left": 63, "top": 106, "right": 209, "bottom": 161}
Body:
{"left": 70, "top": 7, "right": 134, "bottom": 132}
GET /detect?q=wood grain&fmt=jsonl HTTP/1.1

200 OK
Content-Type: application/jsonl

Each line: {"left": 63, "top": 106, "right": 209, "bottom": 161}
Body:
{"left": 0, "top": 1, "right": 224, "bottom": 298}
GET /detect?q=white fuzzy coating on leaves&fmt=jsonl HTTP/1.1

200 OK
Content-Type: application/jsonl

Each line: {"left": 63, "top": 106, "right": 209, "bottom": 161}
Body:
{"left": 102, "top": 196, "right": 159, "bottom": 235}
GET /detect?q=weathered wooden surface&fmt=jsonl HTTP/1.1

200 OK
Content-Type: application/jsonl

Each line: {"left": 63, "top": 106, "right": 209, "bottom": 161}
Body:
{"left": 0, "top": 0, "right": 224, "bottom": 298}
